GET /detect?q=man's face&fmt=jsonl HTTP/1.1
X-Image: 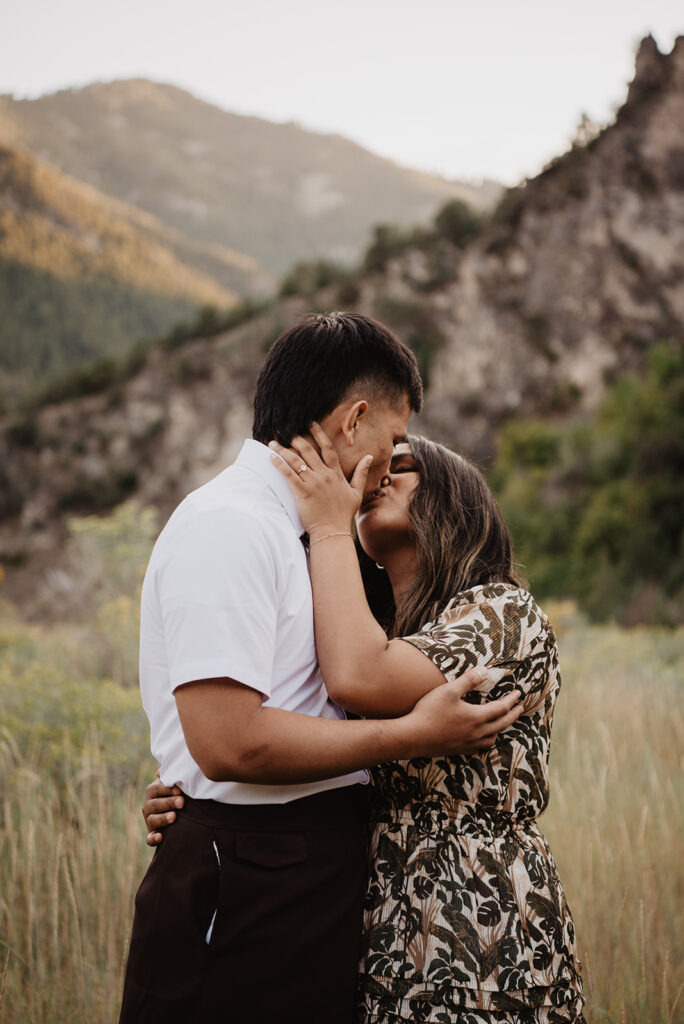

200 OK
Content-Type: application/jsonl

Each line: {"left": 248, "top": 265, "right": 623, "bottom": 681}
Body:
{"left": 337, "top": 394, "right": 411, "bottom": 496}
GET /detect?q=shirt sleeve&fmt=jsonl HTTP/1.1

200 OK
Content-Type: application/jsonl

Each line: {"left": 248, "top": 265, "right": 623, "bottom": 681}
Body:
{"left": 157, "top": 508, "right": 279, "bottom": 697}
{"left": 402, "top": 585, "right": 553, "bottom": 703}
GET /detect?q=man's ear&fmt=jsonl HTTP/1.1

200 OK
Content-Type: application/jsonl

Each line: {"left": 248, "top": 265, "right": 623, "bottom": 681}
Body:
{"left": 340, "top": 400, "right": 368, "bottom": 446}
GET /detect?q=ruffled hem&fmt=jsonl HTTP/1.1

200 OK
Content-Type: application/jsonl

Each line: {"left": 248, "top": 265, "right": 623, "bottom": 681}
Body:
{"left": 358, "top": 979, "right": 585, "bottom": 1023}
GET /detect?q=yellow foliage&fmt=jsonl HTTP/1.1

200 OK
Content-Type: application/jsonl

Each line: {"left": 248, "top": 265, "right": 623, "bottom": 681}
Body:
{"left": 0, "top": 145, "right": 235, "bottom": 305}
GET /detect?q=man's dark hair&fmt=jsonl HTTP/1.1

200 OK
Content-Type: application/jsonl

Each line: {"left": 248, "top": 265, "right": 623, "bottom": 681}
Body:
{"left": 252, "top": 312, "right": 423, "bottom": 444}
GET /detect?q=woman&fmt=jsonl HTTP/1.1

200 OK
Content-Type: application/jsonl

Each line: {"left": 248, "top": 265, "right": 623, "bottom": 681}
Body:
{"left": 145, "top": 428, "right": 584, "bottom": 1023}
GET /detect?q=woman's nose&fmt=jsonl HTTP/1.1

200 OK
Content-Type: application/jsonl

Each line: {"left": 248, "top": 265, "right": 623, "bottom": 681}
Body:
{"left": 380, "top": 475, "right": 391, "bottom": 488}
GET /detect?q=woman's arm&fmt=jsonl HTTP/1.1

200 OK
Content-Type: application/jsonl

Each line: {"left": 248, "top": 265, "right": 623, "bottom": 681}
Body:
{"left": 307, "top": 534, "right": 531, "bottom": 717}
{"left": 270, "top": 428, "right": 528, "bottom": 718}
{"left": 307, "top": 532, "right": 449, "bottom": 716}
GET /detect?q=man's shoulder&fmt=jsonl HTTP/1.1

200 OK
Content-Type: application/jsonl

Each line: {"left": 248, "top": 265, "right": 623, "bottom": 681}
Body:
{"left": 152, "top": 466, "right": 289, "bottom": 563}
{"left": 171, "top": 464, "right": 267, "bottom": 522}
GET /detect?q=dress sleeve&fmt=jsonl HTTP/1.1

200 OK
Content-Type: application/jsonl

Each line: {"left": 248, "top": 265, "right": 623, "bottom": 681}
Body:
{"left": 402, "top": 585, "right": 553, "bottom": 703}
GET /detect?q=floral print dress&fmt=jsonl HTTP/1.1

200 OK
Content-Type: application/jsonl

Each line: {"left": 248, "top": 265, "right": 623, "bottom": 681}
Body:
{"left": 358, "top": 583, "right": 585, "bottom": 1024}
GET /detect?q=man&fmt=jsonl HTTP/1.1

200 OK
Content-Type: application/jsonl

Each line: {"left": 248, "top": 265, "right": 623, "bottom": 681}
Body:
{"left": 119, "top": 312, "right": 521, "bottom": 1024}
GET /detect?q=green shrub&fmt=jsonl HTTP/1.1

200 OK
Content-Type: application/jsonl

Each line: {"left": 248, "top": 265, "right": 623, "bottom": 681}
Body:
{"left": 0, "top": 654, "right": 149, "bottom": 785}
{"left": 414, "top": 238, "right": 458, "bottom": 291}
{"left": 491, "top": 342, "right": 684, "bottom": 624}
{"left": 57, "top": 468, "right": 139, "bottom": 513}
{"left": 279, "top": 260, "right": 356, "bottom": 298}
{"left": 5, "top": 417, "right": 39, "bottom": 447}
{"left": 160, "top": 320, "right": 194, "bottom": 351}
{"left": 30, "top": 356, "right": 120, "bottom": 406}
{"left": 0, "top": 502, "right": 159, "bottom": 779}
{"left": 433, "top": 199, "right": 484, "bottom": 248}
{"left": 363, "top": 224, "right": 415, "bottom": 273}
{"left": 495, "top": 419, "right": 561, "bottom": 471}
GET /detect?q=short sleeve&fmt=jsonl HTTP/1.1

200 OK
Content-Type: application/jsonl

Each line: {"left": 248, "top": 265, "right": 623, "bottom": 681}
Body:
{"left": 402, "top": 585, "right": 550, "bottom": 701}
{"left": 157, "top": 508, "right": 279, "bottom": 697}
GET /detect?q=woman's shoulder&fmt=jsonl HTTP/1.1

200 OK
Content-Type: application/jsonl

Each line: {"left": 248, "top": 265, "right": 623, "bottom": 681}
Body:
{"left": 403, "top": 582, "right": 556, "bottom": 682}
{"left": 445, "top": 582, "right": 539, "bottom": 615}
{"left": 430, "top": 583, "right": 554, "bottom": 647}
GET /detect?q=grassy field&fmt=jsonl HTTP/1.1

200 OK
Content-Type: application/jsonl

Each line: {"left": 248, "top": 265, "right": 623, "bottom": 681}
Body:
{"left": 0, "top": 528, "right": 682, "bottom": 1023}
{"left": 542, "top": 605, "right": 683, "bottom": 1023}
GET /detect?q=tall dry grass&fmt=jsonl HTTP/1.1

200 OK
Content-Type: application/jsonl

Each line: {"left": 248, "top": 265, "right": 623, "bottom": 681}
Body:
{"left": 0, "top": 603, "right": 681, "bottom": 1022}
{"left": 543, "top": 605, "right": 683, "bottom": 1024}
{"left": 0, "top": 730, "right": 153, "bottom": 1024}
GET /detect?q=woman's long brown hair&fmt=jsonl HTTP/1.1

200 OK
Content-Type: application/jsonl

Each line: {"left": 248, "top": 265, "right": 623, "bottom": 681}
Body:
{"left": 358, "top": 435, "right": 526, "bottom": 637}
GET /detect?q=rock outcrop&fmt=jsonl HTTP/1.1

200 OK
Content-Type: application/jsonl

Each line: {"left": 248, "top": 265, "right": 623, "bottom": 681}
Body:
{"left": 411, "top": 34, "right": 684, "bottom": 453}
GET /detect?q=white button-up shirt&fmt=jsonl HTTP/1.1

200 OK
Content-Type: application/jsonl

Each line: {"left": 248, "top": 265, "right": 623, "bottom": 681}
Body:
{"left": 139, "top": 438, "right": 367, "bottom": 804}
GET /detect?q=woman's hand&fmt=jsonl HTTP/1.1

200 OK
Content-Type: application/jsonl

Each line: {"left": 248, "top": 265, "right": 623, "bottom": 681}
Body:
{"left": 142, "top": 774, "right": 184, "bottom": 847}
{"left": 269, "top": 422, "right": 373, "bottom": 539}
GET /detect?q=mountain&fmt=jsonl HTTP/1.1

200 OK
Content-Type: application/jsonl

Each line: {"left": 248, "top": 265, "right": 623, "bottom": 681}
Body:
{"left": 0, "top": 142, "right": 262, "bottom": 392}
{"left": 0, "top": 79, "right": 500, "bottom": 277}
{"left": 0, "top": 36, "right": 682, "bottom": 621}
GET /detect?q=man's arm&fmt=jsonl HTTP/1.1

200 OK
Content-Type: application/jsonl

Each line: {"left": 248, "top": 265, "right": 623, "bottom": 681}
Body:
{"left": 175, "top": 671, "right": 522, "bottom": 785}
{"left": 143, "top": 670, "right": 521, "bottom": 843}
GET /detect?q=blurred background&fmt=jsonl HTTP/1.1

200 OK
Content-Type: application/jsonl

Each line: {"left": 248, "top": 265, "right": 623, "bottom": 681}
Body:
{"left": 0, "top": 3, "right": 682, "bottom": 1022}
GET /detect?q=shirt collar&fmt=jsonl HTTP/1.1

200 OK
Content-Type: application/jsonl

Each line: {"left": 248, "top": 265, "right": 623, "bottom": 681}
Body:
{"left": 235, "top": 439, "right": 306, "bottom": 538}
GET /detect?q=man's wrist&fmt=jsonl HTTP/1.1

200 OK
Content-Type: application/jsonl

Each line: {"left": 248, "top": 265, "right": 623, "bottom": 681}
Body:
{"left": 376, "top": 712, "right": 422, "bottom": 762}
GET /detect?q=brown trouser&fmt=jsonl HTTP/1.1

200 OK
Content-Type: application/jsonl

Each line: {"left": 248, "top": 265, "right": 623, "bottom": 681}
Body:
{"left": 118, "top": 786, "right": 368, "bottom": 1024}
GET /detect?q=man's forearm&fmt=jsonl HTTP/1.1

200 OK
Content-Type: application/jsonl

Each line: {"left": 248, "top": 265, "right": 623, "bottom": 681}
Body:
{"left": 176, "top": 670, "right": 516, "bottom": 787}
{"left": 200, "top": 705, "right": 416, "bottom": 784}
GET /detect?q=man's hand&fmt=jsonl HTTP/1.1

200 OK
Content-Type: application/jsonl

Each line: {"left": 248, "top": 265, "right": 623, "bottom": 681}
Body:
{"left": 142, "top": 775, "right": 184, "bottom": 847}
{"left": 405, "top": 668, "right": 523, "bottom": 757}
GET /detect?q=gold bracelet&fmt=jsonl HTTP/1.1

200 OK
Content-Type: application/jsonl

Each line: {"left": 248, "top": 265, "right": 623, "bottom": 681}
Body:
{"left": 308, "top": 530, "right": 352, "bottom": 547}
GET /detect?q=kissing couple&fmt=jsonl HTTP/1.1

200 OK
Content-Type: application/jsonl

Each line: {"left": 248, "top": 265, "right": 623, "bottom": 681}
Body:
{"left": 119, "top": 312, "right": 584, "bottom": 1024}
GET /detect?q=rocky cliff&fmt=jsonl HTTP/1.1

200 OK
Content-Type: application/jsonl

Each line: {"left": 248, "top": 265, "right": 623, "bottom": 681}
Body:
{"left": 399, "top": 35, "right": 684, "bottom": 453}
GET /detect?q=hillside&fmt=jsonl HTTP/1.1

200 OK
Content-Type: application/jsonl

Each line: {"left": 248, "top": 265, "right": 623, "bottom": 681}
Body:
{"left": 0, "top": 143, "right": 262, "bottom": 393}
{"left": 0, "top": 79, "right": 500, "bottom": 276}
{"left": 0, "top": 36, "right": 682, "bottom": 623}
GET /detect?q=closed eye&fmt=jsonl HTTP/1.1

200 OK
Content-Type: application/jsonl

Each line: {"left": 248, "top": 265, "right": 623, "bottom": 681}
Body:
{"left": 390, "top": 455, "right": 419, "bottom": 474}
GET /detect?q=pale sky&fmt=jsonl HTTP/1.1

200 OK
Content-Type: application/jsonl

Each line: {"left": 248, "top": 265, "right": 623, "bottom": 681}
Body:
{"left": 1, "top": 0, "right": 682, "bottom": 184}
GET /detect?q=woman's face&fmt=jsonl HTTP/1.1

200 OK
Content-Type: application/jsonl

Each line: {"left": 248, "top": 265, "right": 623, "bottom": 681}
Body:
{"left": 355, "top": 442, "right": 420, "bottom": 558}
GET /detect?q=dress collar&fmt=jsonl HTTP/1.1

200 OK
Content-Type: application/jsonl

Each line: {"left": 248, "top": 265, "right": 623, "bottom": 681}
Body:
{"left": 235, "top": 439, "right": 305, "bottom": 538}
